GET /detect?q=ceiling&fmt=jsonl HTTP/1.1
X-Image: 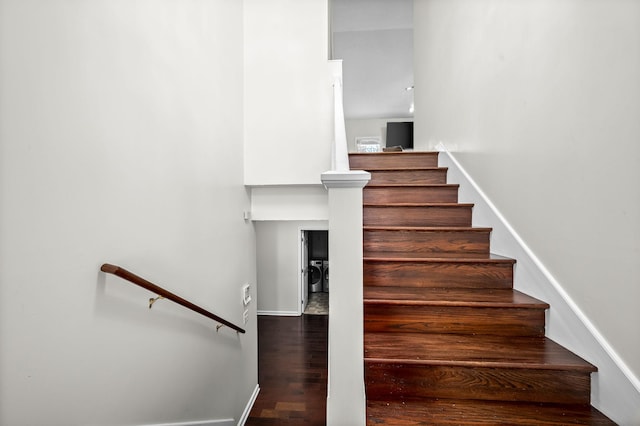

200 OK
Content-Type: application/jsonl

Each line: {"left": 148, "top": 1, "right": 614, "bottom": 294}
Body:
{"left": 331, "top": 0, "right": 414, "bottom": 120}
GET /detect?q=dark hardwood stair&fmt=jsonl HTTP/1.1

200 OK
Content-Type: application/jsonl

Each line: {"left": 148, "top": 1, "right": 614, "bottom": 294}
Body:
{"left": 364, "top": 255, "right": 516, "bottom": 288}
{"left": 365, "top": 333, "right": 595, "bottom": 404}
{"left": 367, "top": 399, "right": 614, "bottom": 425}
{"left": 364, "top": 184, "right": 459, "bottom": 204}
{"left": 364, "top": 203, "right": 473, "bottom": 227}
{"left": 364, "top": 226, "right": 492, "bottom": 256}
{"left": 350, "top": 151, "right": 616, "bottom": 425}
{"left": 364, "top": 287, "right": 548, "bottom": 336}
{"left": 350, "top": 151, "right": 439, "bottom": 169}
{"left": 367, "top": 167, "right": 448, "bottom": 185}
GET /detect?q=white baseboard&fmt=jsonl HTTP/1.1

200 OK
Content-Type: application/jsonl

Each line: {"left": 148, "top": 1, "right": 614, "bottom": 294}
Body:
{"left": 436, "top": 143, "right": 640, "bottom": 425}
{"left": 257, "top": 310, "right": 299, "bottom": 316}
{"left": 237, "top": 384, "right": 260, "bottom": 426}
{"left": 143, "top": 419, "right": 234, "bottom": 426}
{"left": 139, "top": 385, "right": 260, "bottom": 426}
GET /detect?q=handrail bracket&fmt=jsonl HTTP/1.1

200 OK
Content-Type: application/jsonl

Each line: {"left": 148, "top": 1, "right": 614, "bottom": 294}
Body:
{"left": 148, "top": 295, "right": 165, "bottom": 309}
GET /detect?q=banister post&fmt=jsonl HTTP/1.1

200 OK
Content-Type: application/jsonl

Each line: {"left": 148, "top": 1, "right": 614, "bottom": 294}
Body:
{"left": 321, "top": 170, "right": 370, "bottom": 426}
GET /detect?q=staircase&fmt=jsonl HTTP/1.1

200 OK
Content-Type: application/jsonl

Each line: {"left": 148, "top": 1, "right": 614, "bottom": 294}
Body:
{"left": 349, "top": 152, "right": 616, "bottom": 425}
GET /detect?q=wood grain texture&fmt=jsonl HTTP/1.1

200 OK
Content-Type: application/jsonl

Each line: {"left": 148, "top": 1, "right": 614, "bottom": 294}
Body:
{"left": 365, "top": 305, "right": 546, "bottom": 336}
{"left": 349, "top": 152, "right": 439, "bottom": 169}
{"left": 363, "top": 257, "right": 516, "bottom": 288}
{"left": 364, "top": 227, "right": 491, "bottom": 256}
{"left": 363, "top": 204, "right": 473, "bottom": 227}
{"left": 367, "top": 399, "right": 615, "bottom": 425}
{"left": 364, "top": 287, "right": 548, "bottom": 336}
{"left": 247, "top": 315, "right": 327, "bottom": 425}
{"left": 367, "top": 168, "right": 448, "bottom": 185}
{"left": 353, "top": 152, "right": 614, "bottom": 423}
{"left": 363, "top": 185, "right": 459, "bottom": 203}
{"left": 363, "top": 287, "right": 547, "bottom": 308}
{"left": 365, "top": 363, "right": 592, "bottom": 404}
{"left": 364, "top": 333, "right": 597, "bottom": 371}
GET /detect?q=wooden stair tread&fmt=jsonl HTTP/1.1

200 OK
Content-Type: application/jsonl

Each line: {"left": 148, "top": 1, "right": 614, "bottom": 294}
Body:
{"left": 363, "top": 202, "right": 474, "bottom": 207}
{"left": 364, "top": 333, "right": 597, "bottom": 371}
{"left": 350, "top": 151, "right": 438, "bottom": 156}
{"left": 365, "top": 183, "right": 459, "bottom": 187}
{"left": 353, "top": 166, "right": 448, "bottom": 171}
{"left": 363, "top": 287, "right": 549, "bottom": 309}
{"left": 367, "top": 399, "right": 616, "bottom": 425}
{"left": 364, "top": 253, "right": 515, "bottom": 261}
{"left": 364, "top": 226, "right": 492, "bottom": 232}
{"left": 350, "top": 151, "right": 436, "bottom": 153}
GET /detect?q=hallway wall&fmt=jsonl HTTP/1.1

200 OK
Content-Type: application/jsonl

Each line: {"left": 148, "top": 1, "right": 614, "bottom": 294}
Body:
{"left": 0, "top": 0, "right": 257, "bottom": 424}
{"left": 414, "top": 0, "right": 640, "bottom": 417}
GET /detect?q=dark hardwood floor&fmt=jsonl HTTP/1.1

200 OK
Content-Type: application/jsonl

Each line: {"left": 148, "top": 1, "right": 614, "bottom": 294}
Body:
{"left": 246, "top": 314, "right": 328, "bottom": 425}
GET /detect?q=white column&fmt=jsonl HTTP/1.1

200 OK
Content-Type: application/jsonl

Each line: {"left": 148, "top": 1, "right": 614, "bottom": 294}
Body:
{"left": 321, "top": 170, "right": 371, "bottom": 426}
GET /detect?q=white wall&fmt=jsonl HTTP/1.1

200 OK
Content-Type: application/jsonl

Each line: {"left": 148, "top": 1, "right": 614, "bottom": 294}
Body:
{"left": 438, "top": 147, "right": 640, "bottom": 424}
{"left": 331, "top": 0, "right": 414, "bottom": 119}
{"left": 244, "top": 0, "right": 333, "bottom": 185}
{"left": 414, "top": 0, "right": 640, "bottom": 413}
{"left": 255, "top": 221, "right": 327, "bottom": 315}
{"left": 250, "top": 186, "right": 328, "bottom": 221}
{"left": 333, "top": 29, "right": 413, "bottom": 119}
{"left": 0, "top": 1, "right": 257, "bottom": 424}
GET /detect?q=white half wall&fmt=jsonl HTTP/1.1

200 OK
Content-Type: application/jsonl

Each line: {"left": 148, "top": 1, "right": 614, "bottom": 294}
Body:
{"left": 243, "top": 0, "right": 333, "bottom": 185}
{"left": 250, "top": 186, "right": 328, "bottom": 221}
{"left": 0, "top": 1, "right": 257, "bottom": 424}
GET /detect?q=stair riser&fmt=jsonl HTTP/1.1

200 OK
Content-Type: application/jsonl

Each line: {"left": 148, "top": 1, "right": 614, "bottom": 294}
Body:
{"left": 366, "top": 400, "right": 616, "bottom": 425}
{"left": 368, "top": 169, "right": 448, "bottom": 185}
{"left": 350, "top": 153, "right": 439, "bottom": 169}
{"left": 364, "top": 305, "right": 546, "bottom": 337}
{"left": 365, "top": 363, "right": 592, "bottom": 404}
{"left": 364, "top": 206, "right": 472, "bottom": 227}
{"left": 364, "top": 187, "right": 458, "bottom": 204}
{"left": 364, "top": 229, "right": 490, "bottom": 256}
{"left": 364, "top": 261, "right": 514, "bottom": 289}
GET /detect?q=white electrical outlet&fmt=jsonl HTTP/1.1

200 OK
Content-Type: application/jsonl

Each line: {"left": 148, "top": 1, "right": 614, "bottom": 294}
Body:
{"left": 242, "top": 284, "right": 251, "bottom": 306}
{"left": 243, "top": 309, "right": 249, "bottom": 324}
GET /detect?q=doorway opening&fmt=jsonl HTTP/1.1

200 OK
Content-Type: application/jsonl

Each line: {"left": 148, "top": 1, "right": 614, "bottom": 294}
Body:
{"left": 301, "top": 230, "right": 329, "bottom": 316}
{"left": 330, "top": 0, "right": 414, "bottom": 152}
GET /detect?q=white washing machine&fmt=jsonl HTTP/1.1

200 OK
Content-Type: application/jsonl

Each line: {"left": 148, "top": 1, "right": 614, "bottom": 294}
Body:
{"left": 309, "top": 260, "right": 323, "bottom": 293}
{"left": 322, "top": 260, "right": 329, "bottom": 292}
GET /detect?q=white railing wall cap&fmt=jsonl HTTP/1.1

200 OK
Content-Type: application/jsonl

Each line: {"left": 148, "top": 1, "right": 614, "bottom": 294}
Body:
{"left": 321, "top": 170, "right": 371, "bottom": 189}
